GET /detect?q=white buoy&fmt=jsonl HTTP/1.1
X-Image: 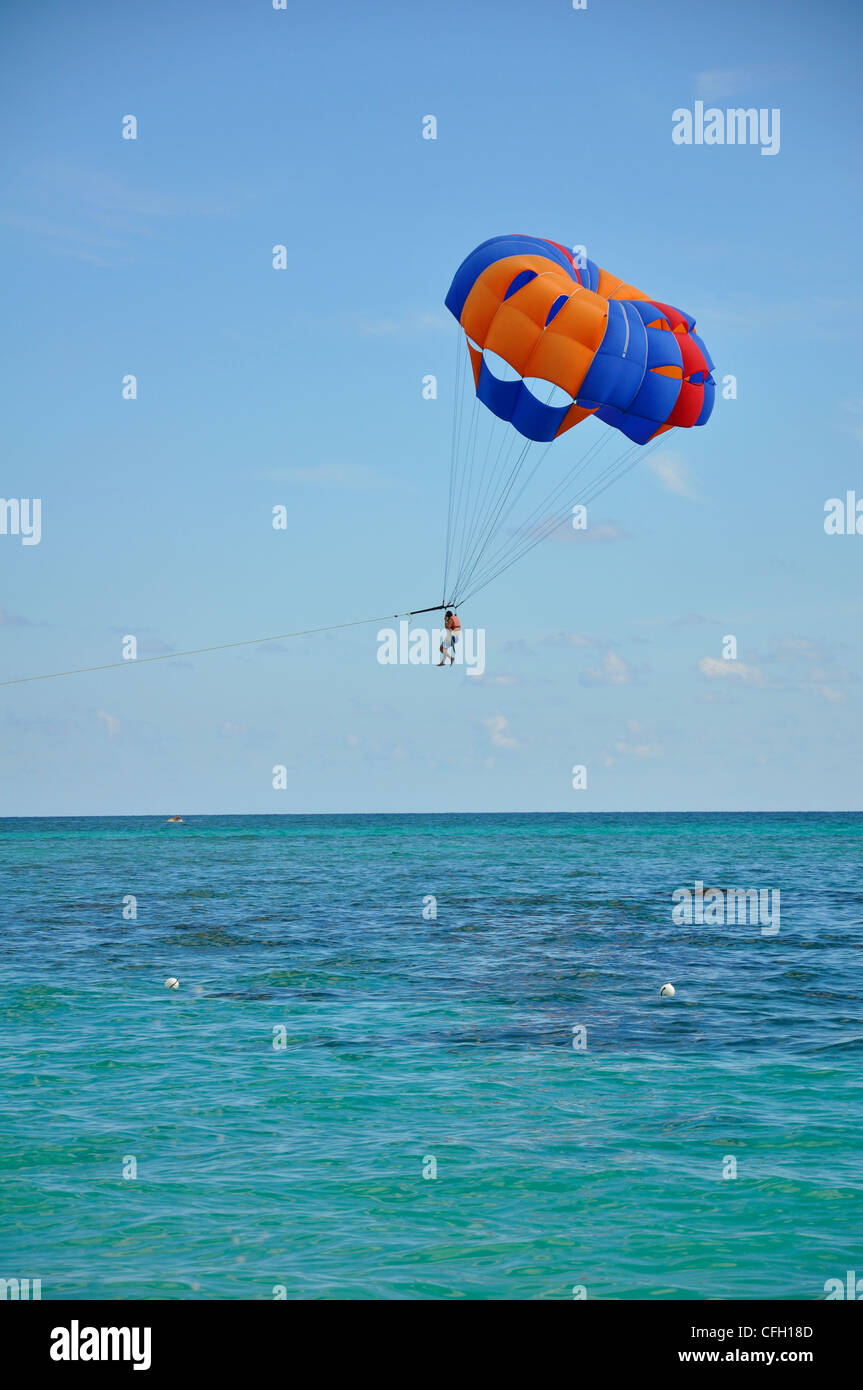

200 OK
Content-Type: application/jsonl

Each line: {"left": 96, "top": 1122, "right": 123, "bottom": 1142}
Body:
{"left": 660, "top": 983, "right": 675, "bottom": 997}
{"left": 164, "top": 977, "right": 180, "bottom": 990}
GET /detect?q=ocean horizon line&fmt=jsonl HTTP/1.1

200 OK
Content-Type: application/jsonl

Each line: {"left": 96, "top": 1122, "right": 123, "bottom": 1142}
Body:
{"left": 1, "top": 808, "right": 861, "bottom": 822}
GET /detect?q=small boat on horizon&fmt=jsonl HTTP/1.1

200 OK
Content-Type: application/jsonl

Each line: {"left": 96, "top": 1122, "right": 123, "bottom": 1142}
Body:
{"left": 166, "top": 816, "right": 184, "bottom": 824}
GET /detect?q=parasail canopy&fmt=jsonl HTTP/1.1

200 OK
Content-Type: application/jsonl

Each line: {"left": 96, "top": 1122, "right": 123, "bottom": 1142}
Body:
{"left": 441, "top": 234, "right": 715, "bottom": 606}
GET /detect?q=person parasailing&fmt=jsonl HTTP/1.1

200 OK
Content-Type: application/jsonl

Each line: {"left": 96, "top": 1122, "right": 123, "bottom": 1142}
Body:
{"left": 438, "top": 609, "right": 461, "bottom": 667}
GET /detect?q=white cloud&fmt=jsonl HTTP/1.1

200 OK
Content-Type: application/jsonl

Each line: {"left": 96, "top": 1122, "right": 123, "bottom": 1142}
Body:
{"left": 811, "top": 684, "right": 845, "bottom": 704}
{"left": 358, "top": 311, "right": 449, "bottom": 336}
{"left": 613, "top": 719, "right": 662, "bottom": 758}
{"left": 482, "top": 714, "right": 517, "bottom": 748}
{"left": 96, "top": 709, "right": 120, "bottom": 738}
{"left": 537, "top": 519, "right": 627, "bottom": 544}
{"left": 770, "top": 635, "right": 824, "bottom": 662}
{"left": 694, "top": 64, "right": 794, "bottom": 102}
{"left": 672, "top": 612, "right": 710, "bottom": 627}
{"left": 2, "top": 164, "right": 234, "bottom": 268}
{"left": 649, "top": 452, "right": 699, "bottom": 499}
{"left": 697, "top": 656, "right": 766, "bottom": 685}
{"left": 614, "top": 739, "right": 663, "bottom": 759}
{"left": 581, "top": 650, "right": 633, "bottom": 687}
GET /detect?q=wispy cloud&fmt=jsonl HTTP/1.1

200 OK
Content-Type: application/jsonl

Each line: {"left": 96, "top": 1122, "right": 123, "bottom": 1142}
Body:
{"left": 633, "top": 612, "right": 718, "bottom": 631}
{"left": 649, "top": 452, "right": 700, "bottom": 499}
{"left": 696, "top": 634, "right": 857, "bottom": 702}
{"left": 534, "top": 518, "right": 628, "bottom": 545}
{"left": 357, "top": 310, "right": 450, "bottom": 336}
{"left": 255, "top": 463, "right": 390, "bottom": 489}
{"left": 2, "top": 163, "right": 235, "bottom": 267}
{"left": 769, "top": 635, "right": 824, "bottom": 663}
{"left": 96, "top": 709, "right": 120, "bottom": 738}
{"left": 615, "top": 720, "right": 663, "bottom": 759}
{"left": 765, "top": 633, "right": 856, "bottom": 702}
{"left": 603, "top": 720, "right": 663, "bottom": 763}
{"left": 704, "top": 293, "right": 863, "bottom": 342}
{"left": 673, "top": 612, "right": 710, "bottom": 627}
{"left": 481, "top": 713, "right": 517, "bottom": 748}
{"left": 581, "top": 650, "right": 633, "bottom": 687}
{"left": 542, "top": 631, "right": 608, "bottom": 649}
{"left": 842, "top": 399, "right": 863, "bottom": 446}
{"left": 697, "top": 656, "right": 766, "bottom": 685}
{"left": 0, "top": 212, "right": 132, "bottom": 268}
{"left": 694, "top": 64, "right": 795, "bottom": 103}
{"left": 810, "top": 683, "right": 845, "bottom": 704}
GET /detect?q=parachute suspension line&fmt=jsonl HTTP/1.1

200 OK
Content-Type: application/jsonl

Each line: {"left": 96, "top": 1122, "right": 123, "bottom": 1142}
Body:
{"left": 467, "top": 432, "right": 676, "bottom": 601}
{"left": 442, "top": 325, "right": 466, "bottom": 604}
{"left": 448, "top": 390, "right": 482, "bottom": 600}
{"left": 451, "top": 407, "right": 507, "bottom": 601}
{"left": 569, "top": 424, "right": 679, "bottom": 512}
{"left": 451, "top": 379, "right": 559, "bottom": 603}
{"left": 444, "top": 329, "right": 479, "bottom": 602}
{"left": 460, "top": 439, "right": 647, "bottom": 602}
{"left": 462, "top": 426, "right": 613, "bottom": 590}
{"left": 451, "top": 379, "right": 567, "bottom": 603}
{"left": 458, "top": 431, "right": 677, "bottom": 604}
{"left": 451, "top": 440, "right": 535, "bottom": 604}
{"left": 450, "top": 421, "right": 524, "bottom": 602}
{"left": 458, "top": 448, "right": 643, "bottom": 603}
{"left": 451, "top": 433, "right": 533, "bottom": 605}
{"left": 462, "top": 426, "right": 614, "bottom": 589}
{"left": 445, "top": 329, "right": 490, "bottom": 605}
{"left": 454, "top": 414, "right": 520, "bottom": 576}
{"left": 461, "top": 426, "right": 671, "bottom": 601}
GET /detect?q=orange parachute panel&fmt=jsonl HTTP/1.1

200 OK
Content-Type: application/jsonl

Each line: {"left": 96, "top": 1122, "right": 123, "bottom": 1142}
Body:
{"left": 460, "top": 254, "right": 570, "bottom": 348}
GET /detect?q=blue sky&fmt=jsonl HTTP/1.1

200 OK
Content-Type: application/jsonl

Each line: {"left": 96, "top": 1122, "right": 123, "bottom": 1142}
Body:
{"left": 2, "top": 0, "right": 862, "bottom": 814}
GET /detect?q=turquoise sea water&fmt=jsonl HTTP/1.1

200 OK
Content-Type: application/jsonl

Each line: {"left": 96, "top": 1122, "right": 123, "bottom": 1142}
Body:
{"left": 1, "top": 812, "right": 861, "bottom": 1300}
